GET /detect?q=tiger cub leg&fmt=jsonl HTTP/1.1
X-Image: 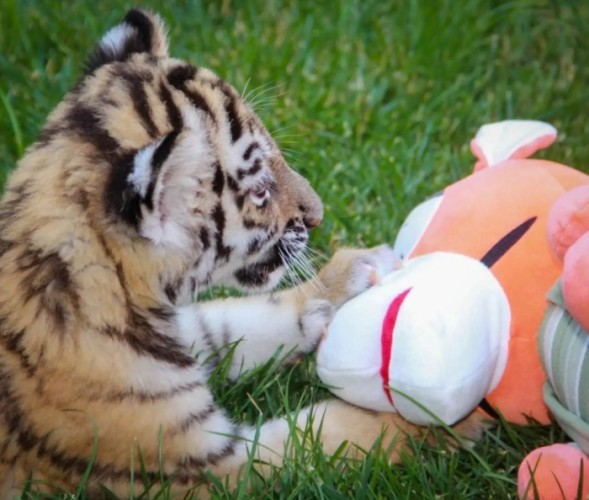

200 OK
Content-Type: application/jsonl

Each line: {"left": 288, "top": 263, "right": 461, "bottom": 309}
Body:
{"left": 176, "top": 245, "right": 396, "bottom": 377}
{"left": 206, "top": 401, "right": 489, "bottom": 492}
{"left": 0, "top": 463, "right": 19, "bottom": 500}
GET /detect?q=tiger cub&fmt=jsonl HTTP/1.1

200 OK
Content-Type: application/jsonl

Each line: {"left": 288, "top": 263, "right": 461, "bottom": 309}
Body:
{"left": 0, "top": 9, "right": 484, "bottom": 497}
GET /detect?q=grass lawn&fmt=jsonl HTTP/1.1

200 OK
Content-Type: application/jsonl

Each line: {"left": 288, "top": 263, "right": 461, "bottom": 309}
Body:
{"left": 2, "top": 0, "right": 589, "bottom": 497}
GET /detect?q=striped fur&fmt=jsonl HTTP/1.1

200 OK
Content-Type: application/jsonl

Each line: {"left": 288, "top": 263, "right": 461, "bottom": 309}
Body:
{"left": 0, "top": 10, "right": 487, "bottom": 496}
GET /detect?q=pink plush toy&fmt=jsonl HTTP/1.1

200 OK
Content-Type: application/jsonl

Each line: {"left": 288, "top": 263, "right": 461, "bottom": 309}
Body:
{"left": 549, "top": 185, "right": 589, "bottom": 332}
{"left": 518, "top": 185, "right": 589, "bottom": 499}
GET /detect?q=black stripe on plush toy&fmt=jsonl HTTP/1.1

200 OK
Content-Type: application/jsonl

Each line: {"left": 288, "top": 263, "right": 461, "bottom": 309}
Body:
{"left": 478, "top": 398, "right": 501, "bottom": 420}
{"left": 480, "top": 217, "right": 537, "bottom": 268}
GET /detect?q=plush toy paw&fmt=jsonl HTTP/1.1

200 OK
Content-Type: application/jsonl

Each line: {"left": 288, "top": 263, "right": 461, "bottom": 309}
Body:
{"left": 518, "top": 443, "right": 589, "bottom": 500}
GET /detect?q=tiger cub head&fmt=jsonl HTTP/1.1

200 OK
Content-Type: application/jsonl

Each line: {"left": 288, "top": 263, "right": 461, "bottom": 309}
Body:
{"left": 29, "top": 9, "right": 323, "bottom": 303}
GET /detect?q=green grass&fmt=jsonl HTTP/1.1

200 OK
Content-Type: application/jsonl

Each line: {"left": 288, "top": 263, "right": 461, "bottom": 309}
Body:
{"left": 2, "top": 0, "right": 589, "bottom": 497}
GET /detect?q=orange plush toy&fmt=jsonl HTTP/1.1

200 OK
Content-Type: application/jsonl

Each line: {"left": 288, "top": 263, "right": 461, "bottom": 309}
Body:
{"left": 517, "top": 184, "right": 589, "bottom": 499}
{"left": 392, "top": 120, "right": 589, "bottom": 424}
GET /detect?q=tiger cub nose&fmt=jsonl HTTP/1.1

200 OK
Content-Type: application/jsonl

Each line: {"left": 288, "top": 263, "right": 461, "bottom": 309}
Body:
{"left": 299, "top": 185, "right": 323, "bottom": 229}
{"left": 303, "top": 215, "right": 322, "bottom": 229}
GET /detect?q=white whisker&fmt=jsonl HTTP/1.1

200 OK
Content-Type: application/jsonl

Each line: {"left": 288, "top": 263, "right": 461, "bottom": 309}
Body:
{"left": 249, "top": 99, "right": 278, "bottom": 113}
{"left": 278, "top": 246, "right": 302, "bottom": 290}
{"left": 240, "top": 77, "right": 252, "bottom": 100}
{"left": 288, "top": 249, "right": 306, "bottom": 288}
{"left": 268, "top": 124, "right": 299, "bottom": 137}
{"left": 290, "top": 247, "right": 325, "bottom": 296}
{"left": 249, "top": 94, "right": 278, "bottom": 106}
{"left": 276, "top": 145, "right": 302, "bottom": 156}
{"left": 243, "top": 82, "right": 286, "bottom": 112}
{"left": 303, "top": 253, "right": 327, "bottom": 295}
{"left": 281, "top": 154, "right": 302, "bottom": 165}
{"left": 304, "top": 246, "right": 329, "bottom": 263}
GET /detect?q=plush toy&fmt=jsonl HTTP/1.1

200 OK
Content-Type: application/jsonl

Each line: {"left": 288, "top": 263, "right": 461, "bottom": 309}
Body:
{"left": 518, "top": 185, "right": 589, "bottom": 499}
{"left": 318, "top": 251, "right": 510, "bottom": 425}
{"left": 317, "top": 120, "right": 589, "bottom": 426}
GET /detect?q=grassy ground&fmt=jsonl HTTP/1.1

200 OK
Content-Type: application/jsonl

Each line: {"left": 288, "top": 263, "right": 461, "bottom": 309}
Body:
{"left": 1, "top": 0, "right": 589, "bottom": 497}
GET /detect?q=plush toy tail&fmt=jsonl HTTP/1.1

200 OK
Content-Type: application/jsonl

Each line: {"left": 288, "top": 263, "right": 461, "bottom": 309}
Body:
{"left": 518, "top": 443, "right": 589, "bottom": 499}
{"left": 470, "top": 120, "right": 557, "bottom": 171}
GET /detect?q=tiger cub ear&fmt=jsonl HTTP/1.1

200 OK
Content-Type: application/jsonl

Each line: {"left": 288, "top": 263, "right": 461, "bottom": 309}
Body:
{"left": 85, "top": 9, "right": 169, "bottom": 74}
{"left": 109, "top": 114, "right": 214, "bottom": 250}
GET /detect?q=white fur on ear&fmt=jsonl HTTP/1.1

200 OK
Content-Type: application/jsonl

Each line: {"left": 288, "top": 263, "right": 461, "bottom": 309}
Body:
{"left": 137, "top": 116, "right": 215, "bottom": 251}
{"left": 86, "top": 9, "right": 169, "bottom": 74}
{"left": 99, "top": 23, "right": 137, "bottom": 58}
{"left": 127, "top": 142, "right": 159, "bottom": 197}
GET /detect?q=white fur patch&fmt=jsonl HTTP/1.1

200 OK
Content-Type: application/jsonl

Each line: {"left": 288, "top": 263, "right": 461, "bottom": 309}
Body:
{"left": 139, "top": 124, "right": 214, "bottom": 251}
{"left": 99, "top": 23, "right": 137, "bottom": 57}
{"left": 141, "top": 209, "right": 193, "bottom": 250}
{"left": 182, "top": 106, "right": 202, "bottom": 131}
{"left": 127, "top": 142, "right": 159, "bottom": 196}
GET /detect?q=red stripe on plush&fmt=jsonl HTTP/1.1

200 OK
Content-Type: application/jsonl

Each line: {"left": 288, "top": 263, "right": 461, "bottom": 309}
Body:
{"left": 380, "top": 288, "right": 412, "bottom": 406}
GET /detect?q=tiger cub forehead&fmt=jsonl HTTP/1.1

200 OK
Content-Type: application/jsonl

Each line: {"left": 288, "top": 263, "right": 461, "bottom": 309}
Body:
{"left": 56, "top": 52, "right": 277, "bottom": 189}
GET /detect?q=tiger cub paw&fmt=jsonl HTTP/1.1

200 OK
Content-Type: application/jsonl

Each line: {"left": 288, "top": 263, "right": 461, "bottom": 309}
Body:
{"left": 299, "top": 299, "right": 335, "bottom": 348}
{"left": 318, "top": 244, "right": 396, "bottom": 308}
{"left": 450, "top": 410, "right": 494, "bottom": 448}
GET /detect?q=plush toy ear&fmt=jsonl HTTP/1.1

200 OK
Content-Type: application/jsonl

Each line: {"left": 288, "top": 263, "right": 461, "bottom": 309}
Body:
{"left": 470, "top": 120, "right": 557, "bottom": 171}
{"left": 85, "top": 9, "right": 169, "bottom": 74}
{"left": 392, "top": 193, "right": 443, "bottom": 261}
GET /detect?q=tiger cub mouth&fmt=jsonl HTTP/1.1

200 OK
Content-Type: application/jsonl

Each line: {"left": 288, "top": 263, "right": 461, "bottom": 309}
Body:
{"left": 234, "top": 225, "right": 309, "bottom": 289}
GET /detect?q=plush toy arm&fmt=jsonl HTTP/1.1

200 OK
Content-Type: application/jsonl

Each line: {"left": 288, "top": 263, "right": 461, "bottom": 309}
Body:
{"left": 547, "top": 185, "right": 589, "bottom": 331}
{"left": 562, "top": 233, "right": 589, "bottom": 332}
{"left": 548, "top": 185, "right": 589, "bottom": 260}
{"left": 470, "top": 120, "right": 557, "bottom": 171}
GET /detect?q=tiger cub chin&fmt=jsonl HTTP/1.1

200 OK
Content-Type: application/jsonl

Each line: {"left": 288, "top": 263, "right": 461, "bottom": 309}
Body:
{"left": 0, "top": 9, "right": 485, "bottom": 497}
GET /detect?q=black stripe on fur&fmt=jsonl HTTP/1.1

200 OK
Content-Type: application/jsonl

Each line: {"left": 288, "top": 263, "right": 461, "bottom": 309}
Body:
{"left": 143, "top": 129, "right": 181, "bottom": 210}
{"left": 237, "top": 158, "right": 262, "bottom": 180}
{"left": 66, "top": 104, "right": 122, "bottom": 160}
{"left": 242, "top": 141, "right": 260, "bottom": 161}
{"left": 168, "top": 65, "right": 217, "bottom": 122}
{"left": 159, "top": 81, "right": 184, "bottom": 130}
{"left": 212, "top": 162, "right": 225, "bottom": 196}
{"left": 103, "top": 379, "right": 205, "bottom": 404}
{"left": 212, "top": 203, "right": 232, "bottom": 262}
{"left": 116, "top": 67, "right": 159, "bottom": 138}
{"left": 223, "top": 92, "right": 243, "bottom": 143}
{"left": 104, "top": 151, "right": 141, "bottom": 227}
